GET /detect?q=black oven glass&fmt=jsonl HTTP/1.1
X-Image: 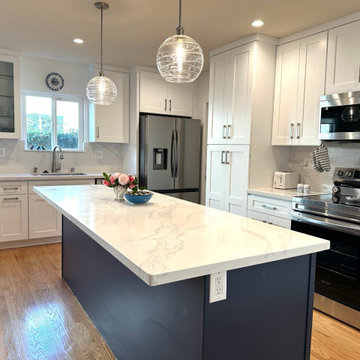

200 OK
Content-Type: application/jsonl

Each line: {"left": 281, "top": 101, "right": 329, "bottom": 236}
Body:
{"left": 291, "top": 219, "right": 360, "bottom": 312}
{"left": 320, "top": 105, "right": 360, "bottom": 135}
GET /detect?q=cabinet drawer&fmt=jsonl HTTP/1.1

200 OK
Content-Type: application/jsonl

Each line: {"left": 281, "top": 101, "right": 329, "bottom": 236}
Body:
{"left": 29, "top": 180, "right": 94, "bottom": 194}
{"left": 247, "top": 210, "right": 291, "bottom": 229}
{"left": 0, "top": 182, "right": 27, "bottom": 195}
{"left": 247, "top": 194, "right": 292, "bottom": 219}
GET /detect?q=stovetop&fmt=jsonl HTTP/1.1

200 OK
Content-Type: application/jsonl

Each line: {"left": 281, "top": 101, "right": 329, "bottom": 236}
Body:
{"left": 292, "top": 194, "right": 360, "bottom": 224}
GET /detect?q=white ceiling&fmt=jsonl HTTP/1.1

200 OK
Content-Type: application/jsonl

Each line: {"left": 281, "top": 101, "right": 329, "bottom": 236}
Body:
{"left": 1, "top": 0, "right": 360, "bottom": 68}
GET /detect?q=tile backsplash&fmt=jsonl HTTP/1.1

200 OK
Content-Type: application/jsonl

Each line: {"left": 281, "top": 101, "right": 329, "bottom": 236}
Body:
{"left": 289, "top": 143, "right": 360, "bottom": 193}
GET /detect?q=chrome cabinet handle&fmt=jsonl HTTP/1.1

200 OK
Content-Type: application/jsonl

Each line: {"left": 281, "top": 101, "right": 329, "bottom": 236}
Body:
{"left": 3, "top": 187, "right": 19, "bottom": 191}
{"left": 227, "top": 125, "right": 231, "bottom": 139}
{"left": 289, "top": 123, "right": 294, "bottom": 139}
{"left": 221, "top": 151, "right": 226, "bottom": 164}
{"left": 296, "top": 123, "right": 301, "bottom": 139}
{"left": 223, "top": 125, "right": 227, "bottom": 139}
{"left": 262, "top": 204, "right": 277, "bottom": 211}
{"left": 3, "top": 197, "right": 19, "bottom": 201}
{"left": 96, "top": 127, "right": 100, "bottom": 139}
{"left": 358, "top": 65, "right": 360, "bottom": 82}
{"left": 164, "top": 99, "right": 167, "bottom": 111}
{"left": 169, "top": 99, "right": 172, "bottom": 112}
{"left": 225, "top": 151, "right": 230, "bottom": 164}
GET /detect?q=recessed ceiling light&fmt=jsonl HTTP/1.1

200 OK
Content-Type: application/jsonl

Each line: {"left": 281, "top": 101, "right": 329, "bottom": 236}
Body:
{"left": 251, "top": 20, "right": 264, "bottom": 27}
{"left": 73, "top": 38, "right": 84, "bottom": 44}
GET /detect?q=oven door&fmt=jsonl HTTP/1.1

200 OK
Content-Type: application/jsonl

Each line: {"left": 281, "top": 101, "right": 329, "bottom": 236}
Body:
{"left": 291, "top": 212, "right": 360, "bottom": 312}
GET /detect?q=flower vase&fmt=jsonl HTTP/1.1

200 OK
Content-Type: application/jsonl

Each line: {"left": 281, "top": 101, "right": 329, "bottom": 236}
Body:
{"left": 113, "top": 186, "right": 126, "bottom": 201}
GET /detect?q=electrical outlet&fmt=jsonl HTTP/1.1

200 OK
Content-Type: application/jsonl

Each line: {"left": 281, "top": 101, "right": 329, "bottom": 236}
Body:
{"left": 95, "top": 151, "right": 103, "bottom": 159}
{"left": 0, "top": 148, "right": 5, "bottom": 157}
{"left": 209, "top": 271, "right": 227, "bottom": 303}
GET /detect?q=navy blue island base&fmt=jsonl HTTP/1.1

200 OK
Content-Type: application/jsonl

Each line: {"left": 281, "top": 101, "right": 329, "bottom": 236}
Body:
{"left": 62, "top": 216, "right": 316, "bottom": 360}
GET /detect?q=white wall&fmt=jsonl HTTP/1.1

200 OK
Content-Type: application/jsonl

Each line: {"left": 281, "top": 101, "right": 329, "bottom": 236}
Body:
{"left": 0, "top": 56, "right": 129, "bottom": 175}
{"left": 289, "top": 143, "right": 360, "bottom": 192}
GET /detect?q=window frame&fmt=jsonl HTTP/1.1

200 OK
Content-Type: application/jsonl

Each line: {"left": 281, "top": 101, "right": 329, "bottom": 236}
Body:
{"left": 22, "top": 91, "right": 84, "bottom": 152}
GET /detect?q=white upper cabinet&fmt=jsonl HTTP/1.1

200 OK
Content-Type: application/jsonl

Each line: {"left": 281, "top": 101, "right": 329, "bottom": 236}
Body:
{"left": 297, "top": 32, "right": 327, "bottom": 145}
{"left": 272, "top": 41, "right": 301, "bottom": 145}
{"left": 89, "top": 69, "right": 130, "bottom": 143}
{"left": 0, "top": 54, "right": 20, "bottom": 139}
{"left": 207, "top": 43, "right": 254, "bottom": 145}
{"left": 326, "top": 21, "right": 360, "bottom": 94}
{"left": 208, "top": 52, "right": 231, "bottom": 145}
{"left": 139, "top": 71, "right": 193, "bottom": 117}
{"left": 227, "top": 44, "right": 254, "bottom": 145}
{"left": 272, "top": 32, "right": 327, "bottom": 146}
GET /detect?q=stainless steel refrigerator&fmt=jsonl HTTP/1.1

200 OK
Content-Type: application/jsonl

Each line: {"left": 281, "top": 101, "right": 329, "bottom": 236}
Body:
{"left": 139, "top": 114, "right": 201, "bottom": 203}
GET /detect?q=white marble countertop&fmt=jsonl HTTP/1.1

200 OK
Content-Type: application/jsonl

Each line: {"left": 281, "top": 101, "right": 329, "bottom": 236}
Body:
{"left": 0, "top": 173, "right": 103, "bottom": 181}
{"left": 248, "top": 187, "right": 327, "bottom": 201}
{"left": 35, "top": 185, "right": 329, "bottom": 286}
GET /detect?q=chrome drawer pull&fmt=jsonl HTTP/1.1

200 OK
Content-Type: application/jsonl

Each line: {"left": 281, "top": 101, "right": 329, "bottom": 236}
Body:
{"left": 3, "top": 187, "right": 19, "bottom": 191}
{"left": 3, "top": 197, "right": 19, "bottom": 201}
{"left": 289, "top": 123, "right": 294, "bottom": 139}
{"left": 227, "top": 125, "right": 232, "bottom": 139}
{"left": 262, "top": 204, "right": 277, "bottom": 211}
{"left": 223, "top": 125, "right": 227, "bottom": 139}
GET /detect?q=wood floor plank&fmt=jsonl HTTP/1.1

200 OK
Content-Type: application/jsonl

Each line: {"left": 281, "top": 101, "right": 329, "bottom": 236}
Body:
{"left": 0, "top": 243, "right": 359, "bottom": 359}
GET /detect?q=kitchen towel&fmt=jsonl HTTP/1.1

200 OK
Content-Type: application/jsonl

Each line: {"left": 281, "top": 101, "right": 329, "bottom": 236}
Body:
{"left": 312, "top": 144, "right": 331, "bottom": 172}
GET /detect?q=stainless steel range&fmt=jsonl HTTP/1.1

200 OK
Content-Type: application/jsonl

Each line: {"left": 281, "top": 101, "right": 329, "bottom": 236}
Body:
{"left": 291, "top": 167, "right": 360, "bottom": 329}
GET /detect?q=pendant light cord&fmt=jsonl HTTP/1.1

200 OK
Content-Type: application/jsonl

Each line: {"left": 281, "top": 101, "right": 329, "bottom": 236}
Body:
{"left": 176, "top": 0, "right": 184, "bottom": 35}
{"left": 100, "top": 5, "right": 104, "bottom": 75}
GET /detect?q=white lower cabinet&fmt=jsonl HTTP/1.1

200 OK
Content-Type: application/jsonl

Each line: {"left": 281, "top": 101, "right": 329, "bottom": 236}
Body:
{"left": 0, "top": 194, "right": 28, "bottom": 242}
{"left": 29, "top": 194, "right": 61, "bottom": 239}
{"left": 206, "top": 145, "right": 249, "bottom": 216}
{"left": 247, "top": 194, "right": 292, "bottom": 229}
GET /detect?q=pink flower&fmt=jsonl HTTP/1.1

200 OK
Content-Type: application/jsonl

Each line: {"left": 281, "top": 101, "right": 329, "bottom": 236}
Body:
{"left": 129, "top": 184, "right": 135, "bottom": 189}
{"left": 118, "top": 174, "right": 130, "bottom": 186}
{"left": 113, "top": 172, "right": 121, "bottom": 179}
{"left": 110, "top": 176, "right": 115, "bottom": 185}
{"left": 129, "top": 176, "right": 135, "bottom": 182}
{"left": 103, "top": 180, "right": 110, "bottom": 187}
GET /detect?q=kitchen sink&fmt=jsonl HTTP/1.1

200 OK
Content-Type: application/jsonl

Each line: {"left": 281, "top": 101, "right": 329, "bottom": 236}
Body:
{"left": 33, "top": 172, "right": 87, "bottom": 176}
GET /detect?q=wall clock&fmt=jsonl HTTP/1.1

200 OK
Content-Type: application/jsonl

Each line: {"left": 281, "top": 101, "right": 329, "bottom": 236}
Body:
{"left": 45, "top": 72, "right": 64, "bottom": 91}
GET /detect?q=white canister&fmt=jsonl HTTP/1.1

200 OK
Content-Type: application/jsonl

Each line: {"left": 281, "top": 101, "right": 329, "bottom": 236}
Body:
{"left": 297, "top": 184, "right": 304, "bottom": 193}
{"left": 304, "top": 184, "right": 311, "bottom": 194}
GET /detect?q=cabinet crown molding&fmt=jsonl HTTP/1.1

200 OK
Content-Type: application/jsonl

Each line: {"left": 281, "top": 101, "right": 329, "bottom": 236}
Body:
{"left": 210, "top": 34, "right": 278, "bottom": 57}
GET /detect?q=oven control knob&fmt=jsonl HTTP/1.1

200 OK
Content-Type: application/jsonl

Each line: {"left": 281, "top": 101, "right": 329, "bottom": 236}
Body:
{"left": 332, "top": 196, "right": 340, "bottom": 204}
{"left": 332, "top": 186, "right": 341, "bottom": 195}
{"left": 345, "top": 170, "right": 353, "bottom": 177}
{"left": 337, "top": 170, "right": 344, "bottom": 176}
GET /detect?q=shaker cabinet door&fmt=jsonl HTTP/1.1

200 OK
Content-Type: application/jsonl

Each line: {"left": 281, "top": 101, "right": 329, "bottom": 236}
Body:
{"left": 326, "top": 21, "right": 360, "bottom": 94}
{"left": 297, "top": 32, "right": 327, "bottom": 146}
{"left": 224, "top": 145, "right": 249, "bottom": 216}
{"left": 272, "top": 41, "right": 301, "bottom": 145}
{"left": 207, "top": 52, "right": 231, "bottom": 145}
{"left": 29, "top": 194, "right": 61, "bottom": 239}
{"left": 227, "top": 44, "right": 254, "bottom": 145}
{"left": 93, "top": 70, "right": 130, "bottom": 143}
{"left": 205, "top": 145, "right": 227, "bottom": 211}
{"left": 167, "top": 82, "right": 194, "bottom": 117}
{"left": 0, "top": 194, "right": 28, "bottom": 242}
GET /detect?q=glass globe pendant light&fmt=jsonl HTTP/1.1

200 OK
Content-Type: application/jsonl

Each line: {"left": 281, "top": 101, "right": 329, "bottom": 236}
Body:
{"left": 86, "top": 2, "right": 117, "bottom": 105}
{"left": 157, "top": 0, "right": 204, "bottom": 83}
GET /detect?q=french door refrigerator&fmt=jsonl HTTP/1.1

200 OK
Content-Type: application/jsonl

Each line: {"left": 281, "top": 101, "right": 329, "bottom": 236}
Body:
{"left": 139, "top": 114, "right": 201, "bottom": 203}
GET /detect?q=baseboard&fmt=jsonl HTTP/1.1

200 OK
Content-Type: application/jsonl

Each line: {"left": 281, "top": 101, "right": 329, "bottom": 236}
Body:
{"left": 0, "top": 236, "right": 61, "bottom": 249}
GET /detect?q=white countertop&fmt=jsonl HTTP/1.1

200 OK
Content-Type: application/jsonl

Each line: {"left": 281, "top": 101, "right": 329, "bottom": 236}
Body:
{"left": 35, "top": 185, "right": 329, "bottom": 286}
{"left": 0, "top": 173, "right": 103, "bottom": 181}
{"left": 248, "top": 187, "right": 327, "bottom": 201}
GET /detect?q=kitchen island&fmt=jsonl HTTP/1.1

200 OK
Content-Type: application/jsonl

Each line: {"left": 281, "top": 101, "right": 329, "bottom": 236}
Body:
{"left": 35, "top": 185, "right": 329, "bottom": 360}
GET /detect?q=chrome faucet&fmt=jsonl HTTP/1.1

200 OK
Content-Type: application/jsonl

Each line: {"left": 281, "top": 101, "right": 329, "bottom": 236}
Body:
{"left": 52, "top": 145, "right": 64, "bottom": 172}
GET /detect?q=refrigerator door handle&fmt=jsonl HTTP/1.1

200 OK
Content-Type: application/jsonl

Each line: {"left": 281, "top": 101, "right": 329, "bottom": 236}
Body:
{"left": 170, "top": 130, "right": 175, "bottom": 178}
{"left": 174, "top": 129, "right": 179, "bottom": 177}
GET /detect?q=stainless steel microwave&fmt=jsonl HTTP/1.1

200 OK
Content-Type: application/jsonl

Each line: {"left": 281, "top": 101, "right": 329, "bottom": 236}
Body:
{"left": 320, "top": 92, "right": 360, "bottom": 140}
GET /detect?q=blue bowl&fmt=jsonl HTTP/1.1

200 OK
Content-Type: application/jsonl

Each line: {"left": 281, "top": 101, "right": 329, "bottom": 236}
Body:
{"left": 124, "top": 193, "right": 153, "bottom": 204}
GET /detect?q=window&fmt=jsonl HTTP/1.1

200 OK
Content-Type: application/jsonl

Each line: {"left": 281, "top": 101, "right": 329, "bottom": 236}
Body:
{"left": 24, "top": 93, "right": 83, "bottom": 151}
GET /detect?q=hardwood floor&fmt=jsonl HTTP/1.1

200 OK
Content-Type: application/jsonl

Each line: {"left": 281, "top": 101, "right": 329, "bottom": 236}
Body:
{"left": 0, "top": 244, "right": 359, "bottom": 360}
